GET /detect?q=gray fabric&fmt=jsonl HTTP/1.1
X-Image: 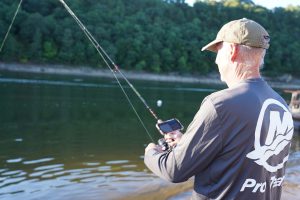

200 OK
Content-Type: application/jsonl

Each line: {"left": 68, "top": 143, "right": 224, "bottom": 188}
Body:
{"left": 144, "top": 78, "right": 294, "bottom": 200}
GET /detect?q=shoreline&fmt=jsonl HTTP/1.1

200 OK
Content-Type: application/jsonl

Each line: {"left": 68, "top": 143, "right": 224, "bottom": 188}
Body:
{"left": 0, "top": 63, "right": 299, "bottom": 90}
{"left": 0, "top": 63, "right": 223, "bottom": 85}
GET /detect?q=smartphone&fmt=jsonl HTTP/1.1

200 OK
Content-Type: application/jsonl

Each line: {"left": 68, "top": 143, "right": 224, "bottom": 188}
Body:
{"left": 156, "top": 118, "right": 184, "bottom": 134}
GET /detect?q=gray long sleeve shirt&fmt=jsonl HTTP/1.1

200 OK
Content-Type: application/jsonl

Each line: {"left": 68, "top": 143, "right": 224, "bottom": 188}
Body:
{"left": 144, "top": 78, "right": 294, "bottom": 200}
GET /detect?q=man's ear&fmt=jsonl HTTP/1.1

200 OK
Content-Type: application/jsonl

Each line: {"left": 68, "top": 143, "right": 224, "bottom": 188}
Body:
{"left": 230, "top": 43, "right": 238, "bottom": 62}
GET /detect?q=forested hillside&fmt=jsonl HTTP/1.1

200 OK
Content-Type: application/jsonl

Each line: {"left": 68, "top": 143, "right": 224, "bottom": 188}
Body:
{"left": 0, "top": 0, "right": 299, "bottom": 76}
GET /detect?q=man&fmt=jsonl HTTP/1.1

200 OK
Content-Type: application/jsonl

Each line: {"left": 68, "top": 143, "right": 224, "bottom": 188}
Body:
{"left": 144, "top": 18, "right": 294, "bottom": 200}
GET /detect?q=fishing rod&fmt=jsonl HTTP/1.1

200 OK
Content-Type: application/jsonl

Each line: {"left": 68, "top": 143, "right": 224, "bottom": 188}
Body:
{"left": 59, "top": 0, "right": 183, "bottom": 149}
{"left": 59, "top": 0, "right": 156, "bottom": 142}
{"left": 0, "top": 0, "right": 23, "bottom": 53}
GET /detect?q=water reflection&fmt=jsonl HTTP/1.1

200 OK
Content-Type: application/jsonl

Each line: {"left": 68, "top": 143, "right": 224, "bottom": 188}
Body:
{"left": 0, "top": 156, "right": 152, "bottom": 199}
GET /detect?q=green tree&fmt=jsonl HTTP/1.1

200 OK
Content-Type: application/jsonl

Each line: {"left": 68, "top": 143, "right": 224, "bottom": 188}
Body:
{"left": 43, "top": 41, "right": 57, "bottom": 60}
{"left": 0, "top": 0, "right": 300, "bottom": 77}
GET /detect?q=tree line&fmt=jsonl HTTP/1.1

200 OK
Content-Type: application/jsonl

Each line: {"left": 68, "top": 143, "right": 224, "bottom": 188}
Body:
{"left": 0, "top": 0, "right": 299, "bottom": 77}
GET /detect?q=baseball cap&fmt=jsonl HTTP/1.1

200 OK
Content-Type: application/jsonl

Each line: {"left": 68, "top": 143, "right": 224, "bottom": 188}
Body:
{"left": 201, "top": 18, "right": 270, "bottom": 52}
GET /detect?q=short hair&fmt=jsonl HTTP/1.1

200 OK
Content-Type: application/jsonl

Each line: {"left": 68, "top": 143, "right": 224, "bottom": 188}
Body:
{"left": 238, "top": 45, "right": 266, "bottom": 68}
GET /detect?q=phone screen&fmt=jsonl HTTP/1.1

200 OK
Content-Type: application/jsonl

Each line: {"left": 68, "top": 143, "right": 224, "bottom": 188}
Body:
{"left": 157, "top": 119, "right": 183, "bottom": 134}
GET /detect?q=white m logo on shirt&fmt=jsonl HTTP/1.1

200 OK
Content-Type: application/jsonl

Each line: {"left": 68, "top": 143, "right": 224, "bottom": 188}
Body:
{"left": 246, "top": 99, "right": 294, "bottom": 172}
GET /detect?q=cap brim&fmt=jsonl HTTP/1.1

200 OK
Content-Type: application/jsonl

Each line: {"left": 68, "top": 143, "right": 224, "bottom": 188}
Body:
{"left": 201, "top": 39, "right": 222, "bottom": 52}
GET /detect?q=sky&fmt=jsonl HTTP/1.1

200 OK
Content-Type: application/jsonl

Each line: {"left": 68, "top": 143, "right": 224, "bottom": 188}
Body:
{"left": 185, "top": 0, "right": 300, "bottom": 9}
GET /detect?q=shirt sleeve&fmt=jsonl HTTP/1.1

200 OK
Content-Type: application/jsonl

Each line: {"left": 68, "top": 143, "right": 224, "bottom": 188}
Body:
{"left": 144, "top": 97, "right": 223, "bottom": 183}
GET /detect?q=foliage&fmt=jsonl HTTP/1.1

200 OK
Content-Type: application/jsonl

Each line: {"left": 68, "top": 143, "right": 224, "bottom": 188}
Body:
{"left": 0, "top": 0, "right": 300, "bottom": 76}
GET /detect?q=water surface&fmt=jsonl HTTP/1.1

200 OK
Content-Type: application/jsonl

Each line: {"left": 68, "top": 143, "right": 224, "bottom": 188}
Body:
{"left": 0, "top": 71, "right": 299, "bottom": 200}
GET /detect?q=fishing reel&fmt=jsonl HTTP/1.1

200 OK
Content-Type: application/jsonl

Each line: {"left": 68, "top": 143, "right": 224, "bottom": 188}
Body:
{"left": 156, "top": 118, "right": 184, "bottom": 151}
{"left": 158, "top": 138, "right": 169, "bottom": 151}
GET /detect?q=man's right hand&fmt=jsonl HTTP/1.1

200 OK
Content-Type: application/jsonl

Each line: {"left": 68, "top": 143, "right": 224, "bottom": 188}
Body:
{"left": 164, "top": 130, "right": 182, "bottom": 148}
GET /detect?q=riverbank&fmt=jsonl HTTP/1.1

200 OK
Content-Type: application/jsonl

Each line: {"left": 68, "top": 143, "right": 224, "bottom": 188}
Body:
{"left": 0, "top": 63, "right": 223, "bottom": 85}
{"left": 0, "top": 63, "right": 300, "bottom": 90}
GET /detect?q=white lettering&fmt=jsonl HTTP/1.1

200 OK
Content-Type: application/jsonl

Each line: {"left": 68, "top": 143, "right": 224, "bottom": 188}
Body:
{"left": 241, "top": 179, "right": 256, "bottom": 192}
{"left": 273, "top": 176, "right": 284, "bottom": 188}
{"left": 260, "top": 182, "right": 266, "bottom": 193}
{"left": 253, "top": 182, "right": 262, "bottom": 192}
{"left": 240, "top": 176, "right": 284, "bottom": 193}
{"left": 270, "top": 176, "right": 275, "bottom": 188}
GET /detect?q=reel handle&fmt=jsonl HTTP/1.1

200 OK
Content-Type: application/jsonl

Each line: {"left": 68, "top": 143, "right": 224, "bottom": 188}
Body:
{"left": 158, "top": 138, "right": 169, "bottom": 151}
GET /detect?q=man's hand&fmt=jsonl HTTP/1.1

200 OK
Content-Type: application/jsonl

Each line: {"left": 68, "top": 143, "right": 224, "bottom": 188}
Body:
{"left": 145, "top": 143, "right": 163, "bottom": 153}
{"left": 164, "top": 130, "right": 183, "bottom": 148}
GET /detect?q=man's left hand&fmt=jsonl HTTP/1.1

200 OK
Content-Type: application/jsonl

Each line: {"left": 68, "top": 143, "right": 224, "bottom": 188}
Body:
{"left": 145, "top": 143, "right": 163, "bottom": 153}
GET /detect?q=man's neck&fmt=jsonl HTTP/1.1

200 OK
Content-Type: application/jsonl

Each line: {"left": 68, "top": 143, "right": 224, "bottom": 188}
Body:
{"left": 226, "top": 64, "right": 261, "bottom": 87}
{"left": 227, "top": 73, "right": 261, "bottom": 88}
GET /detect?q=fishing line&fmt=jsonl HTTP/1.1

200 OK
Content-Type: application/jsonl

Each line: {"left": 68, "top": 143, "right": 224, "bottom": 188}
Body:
{"left": 0, "top": 0, "right": 23, "bottom": 53}
{"left": 59, "top": 0, "right": 157, "bottom": 142}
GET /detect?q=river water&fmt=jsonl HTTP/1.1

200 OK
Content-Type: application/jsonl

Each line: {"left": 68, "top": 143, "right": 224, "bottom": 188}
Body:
{"left": 0, "top": 71, "right": 299, "bottom": 200}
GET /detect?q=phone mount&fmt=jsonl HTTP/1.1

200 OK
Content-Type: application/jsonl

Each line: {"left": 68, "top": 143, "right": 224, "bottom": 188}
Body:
{"left": 156, "top": 118, "right": 184, "bottom": 135}
{"left": 156, "top": 118, "right": 184, "bottom": 152}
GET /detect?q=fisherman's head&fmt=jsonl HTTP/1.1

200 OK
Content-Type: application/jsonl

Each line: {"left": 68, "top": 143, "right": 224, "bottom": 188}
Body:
{"left": 201, "top": 18, "right": 270, "bottom": 86}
